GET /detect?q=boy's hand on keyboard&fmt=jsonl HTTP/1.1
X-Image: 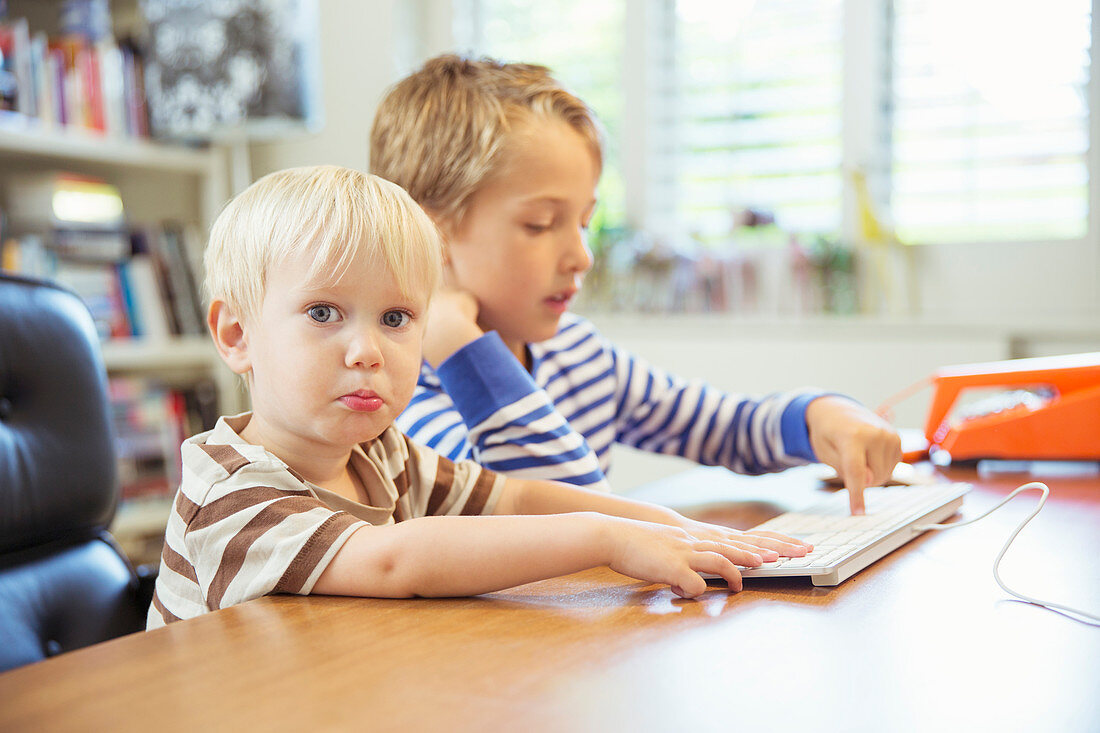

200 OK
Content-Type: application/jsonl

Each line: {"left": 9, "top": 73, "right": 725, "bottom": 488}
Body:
{"left": 678, "top": 518, "right": 813, "bottom": 560}
{"left": 606, "top": 518, "right": 802, "bottom": 598}
{"left": 805, "top": 396, "right": 902, "bottom": 516}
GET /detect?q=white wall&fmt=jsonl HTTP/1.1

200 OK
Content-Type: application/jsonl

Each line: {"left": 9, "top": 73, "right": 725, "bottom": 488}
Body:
{"left": 249, "top": 0, "right": 457, "bottom": 178}
{"left": 249, "top": 0, "right": 399, "bottom": 175}
{"left": 913, "top": 239, "right": 1100, "bottom": 321}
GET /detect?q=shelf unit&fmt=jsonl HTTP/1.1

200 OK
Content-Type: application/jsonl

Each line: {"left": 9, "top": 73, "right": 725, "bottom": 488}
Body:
{"left": 0, "top": 120, "right": 241, "bottom": 411}
{"left": 1, "top": 119, "right": 242, "bottom": 563}
{"left": 0, "top": 119, "right": 227, "bottom": 227}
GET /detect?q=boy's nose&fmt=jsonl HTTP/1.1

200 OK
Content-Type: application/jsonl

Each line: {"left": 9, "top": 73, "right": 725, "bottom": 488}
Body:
{"left": 346, "top": 329, "right": 384, "bottom": 369}
{"left": 562, "top": 227, "right": 594, "bottom": 274}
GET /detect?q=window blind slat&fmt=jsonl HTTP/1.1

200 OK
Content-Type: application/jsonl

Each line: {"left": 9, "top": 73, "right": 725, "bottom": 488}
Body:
{"left": 890, "top": 0, "right": 1090, "bottom": 243}
{"left": 672, "top": 0, "right": 843, "bottom": 238}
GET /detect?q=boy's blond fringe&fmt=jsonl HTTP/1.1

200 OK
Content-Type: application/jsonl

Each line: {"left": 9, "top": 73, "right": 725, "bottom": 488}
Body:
{"left": 204, "top": 165, "right": 443, "bottom": 324}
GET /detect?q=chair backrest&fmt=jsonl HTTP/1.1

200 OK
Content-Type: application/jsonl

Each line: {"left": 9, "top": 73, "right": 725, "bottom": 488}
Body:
{"left": 0, "top": 272, "right": 144, "bottom": 672}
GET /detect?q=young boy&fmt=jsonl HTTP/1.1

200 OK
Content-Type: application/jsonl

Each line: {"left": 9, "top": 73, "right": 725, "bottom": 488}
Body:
{"left": 371, "top": 55, "right": 901, "bottom": 516}
{"left": 147, "top": 165, "right": 811, "bottom": 628}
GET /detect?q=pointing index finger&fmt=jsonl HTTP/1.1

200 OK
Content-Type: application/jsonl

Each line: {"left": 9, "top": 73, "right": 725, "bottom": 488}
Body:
{"left": 843, "top": 447, "right": 867, "bottom": 515}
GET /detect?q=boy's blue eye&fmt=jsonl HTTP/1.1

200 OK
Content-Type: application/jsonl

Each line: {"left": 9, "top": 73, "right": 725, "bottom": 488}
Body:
{"left": 308, "top": 305, "right": 339, "bottom": 323}
{"left": 381, "top": 310, "right": 411, "bottom": 328}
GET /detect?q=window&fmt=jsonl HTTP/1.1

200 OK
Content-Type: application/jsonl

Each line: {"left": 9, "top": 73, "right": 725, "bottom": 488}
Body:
{"left": 462, "top": 0, "right": 1092, "bottom": 247}
{"left": 889, "top": 0, "right": 1091, "bottom": 243}
{"left": 671, "top": 0, "right": 844, "bottom": 241}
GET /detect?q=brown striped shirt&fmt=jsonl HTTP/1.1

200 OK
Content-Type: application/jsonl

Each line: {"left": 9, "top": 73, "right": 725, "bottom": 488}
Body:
{"left": 147, "top": 413, "right": 504, "bottom": 629}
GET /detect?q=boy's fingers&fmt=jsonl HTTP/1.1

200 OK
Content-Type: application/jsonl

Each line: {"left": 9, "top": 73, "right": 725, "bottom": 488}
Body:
{"left": 870, "top": 435, "right": 902, "bottom": 486}
{"left": 743, "top": 530, "right": 813, "bottom": 554}
{"left": 728, "top": 535, "right": 805, "bottom": 558}
{"left": 690, "top": 552, "right": 742, "bottom": 592}
{"left": 727, "top": 541, "right": 780, "bottom": 561}
{"left": 698, "top": 541, "right": 763, "bottom": 567}
{"left": 687, "top": 523, "right": 803, "bottom": 555}
{"left": 843, "top": 446, "right": 867, "bottom": 515}
{"left": 670, "top": 565, "right": 709, "bottom": 598}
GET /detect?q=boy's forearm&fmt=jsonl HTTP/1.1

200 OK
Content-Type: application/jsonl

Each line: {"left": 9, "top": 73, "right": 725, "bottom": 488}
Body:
{"left": 312, "top": 513, "right": 615, "bottom": 598}
{"left": 431, "top": 336, "right": 611, "bottom": 492}
{"left": 500, "top": 477, "right": 683, "bottom": 527}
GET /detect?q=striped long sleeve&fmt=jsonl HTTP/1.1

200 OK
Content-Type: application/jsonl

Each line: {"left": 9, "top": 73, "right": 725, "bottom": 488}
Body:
{"left": 398, "top": 331, "right": 611, "bottom": 490}
{"left": 397, "top": 314, "right": 824, "bottom": 489}
{"left": 608, "top": 344, "right": 821, "bottom": 474}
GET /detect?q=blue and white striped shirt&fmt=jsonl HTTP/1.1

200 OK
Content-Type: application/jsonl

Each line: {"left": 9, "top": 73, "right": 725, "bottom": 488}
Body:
{"left": 397, "top": 313, "right": 823, "bottom": 492}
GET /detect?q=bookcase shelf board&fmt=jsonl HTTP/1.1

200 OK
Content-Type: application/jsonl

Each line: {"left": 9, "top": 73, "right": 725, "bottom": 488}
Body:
{"left": 0, "top": 123, "right": 214, "bottom": 174}
{"left": 100, "top": 336, "right": 219, "bottom": 372}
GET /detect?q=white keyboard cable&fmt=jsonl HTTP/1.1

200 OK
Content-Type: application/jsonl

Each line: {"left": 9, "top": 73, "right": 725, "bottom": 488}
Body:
{"left": 914, "top": 481, "right": 1100, "bottom": 624}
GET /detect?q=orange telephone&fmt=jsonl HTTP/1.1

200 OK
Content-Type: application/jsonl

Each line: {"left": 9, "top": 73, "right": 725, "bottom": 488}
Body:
{"left": 923, "top": 352, "right": 1100, "bottom": 462}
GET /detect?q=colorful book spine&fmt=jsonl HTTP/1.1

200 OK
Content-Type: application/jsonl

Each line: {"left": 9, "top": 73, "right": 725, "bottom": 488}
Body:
{"left": 0, "top": 13, "right": 150, "bottom": 138}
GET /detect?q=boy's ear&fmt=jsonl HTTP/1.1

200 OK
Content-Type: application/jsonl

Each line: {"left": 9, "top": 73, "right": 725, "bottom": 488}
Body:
{"left": 208, "top": 299, "right": 252, "bottom": 375}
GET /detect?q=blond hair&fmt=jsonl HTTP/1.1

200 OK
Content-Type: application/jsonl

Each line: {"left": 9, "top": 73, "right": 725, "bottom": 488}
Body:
{"left": 369, "top": 54, "right": 603, "bottom": 224}
{"left": 204, "top": 165, "right": 442, "bottom": 324}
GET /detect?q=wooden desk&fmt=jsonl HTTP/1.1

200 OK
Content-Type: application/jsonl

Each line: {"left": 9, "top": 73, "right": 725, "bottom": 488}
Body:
{"left": 2, "top": 466, "right": 1098, "bottom": 732}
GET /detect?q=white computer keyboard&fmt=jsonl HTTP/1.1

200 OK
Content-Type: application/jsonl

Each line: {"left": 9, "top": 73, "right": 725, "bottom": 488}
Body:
{"left": 733, "top": 482, "right": 970, "bottom": 586}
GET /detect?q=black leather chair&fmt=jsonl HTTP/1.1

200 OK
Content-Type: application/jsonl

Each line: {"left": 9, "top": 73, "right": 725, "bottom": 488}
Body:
{"left": 0, "top": 272, "right": 154, "bottom": 673}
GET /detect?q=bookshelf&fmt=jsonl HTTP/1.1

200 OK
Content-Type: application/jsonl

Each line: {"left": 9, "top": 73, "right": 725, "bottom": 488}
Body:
{"left": 0, "top": 122, "right": 239, "bottom": 565}
{"left": 1, "top": 0, "right": 324, "bottom": 564}
{"left": 0, "top": 123, "right": 239, "bottom": 401}
{"left": 101, "top": 335, "right": 242, "bottom": 413}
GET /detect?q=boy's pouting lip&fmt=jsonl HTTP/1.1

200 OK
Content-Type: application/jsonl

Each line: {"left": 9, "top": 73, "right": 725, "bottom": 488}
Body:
{"left": 341, "top": 390, "right": 385, "bottom": 412}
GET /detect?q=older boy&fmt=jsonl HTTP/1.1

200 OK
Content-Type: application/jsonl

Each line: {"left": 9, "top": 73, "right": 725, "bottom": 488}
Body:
{"left": 372, "top": 55, "right": 900, "bottom": 515}
{"left": 147, "top": 166, "right": 810, "bottom": 628}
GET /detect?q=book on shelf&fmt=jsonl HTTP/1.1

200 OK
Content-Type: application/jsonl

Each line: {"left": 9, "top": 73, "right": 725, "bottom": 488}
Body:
{"left": 2, "top": 176, "right": 206, "bottom": 341}
{"left": 132, "top": 222, "right": 205, "bottom": 336}
{"left": 109, "top": 376, "right": 218, "bottom": 504}
{"left": 162, "top": 222, "right": 205, "bottom": 335}
{"left": 117, "top": 37, "right": 149, "bottom": 138}
{"left": 54, "top": 257, "right": 132, "bottom": 339}
{"left": 117, "top": 252, "right": 172, "bottom": 339}
{"left": 0, "top": 16, "right": 32, "bottom": 116}
{"left": 2, "top": 227, "right": 203, "bottom": 341}
{"left": 0, "top": 232, "right": 52, "bottom": 278}
{"left": 0, "top": 9, "right": 150, "bottom": 138}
